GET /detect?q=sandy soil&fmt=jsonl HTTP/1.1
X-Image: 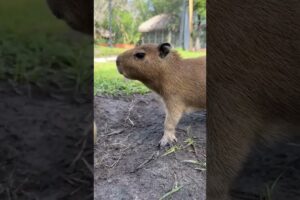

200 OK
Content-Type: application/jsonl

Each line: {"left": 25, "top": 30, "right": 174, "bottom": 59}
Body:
{"left": 94, "top": 93, "right": 207, "bottom": 200}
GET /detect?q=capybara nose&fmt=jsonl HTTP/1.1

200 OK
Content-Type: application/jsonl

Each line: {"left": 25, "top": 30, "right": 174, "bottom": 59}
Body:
{"left": 116, "top": 57, "right": 123, "bottom": 74}
{"left": 116, "top": 57, "right": 120, "bottom": 67}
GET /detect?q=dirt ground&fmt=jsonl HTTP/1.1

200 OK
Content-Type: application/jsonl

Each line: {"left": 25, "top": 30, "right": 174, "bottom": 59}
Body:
{"left": 0, "top": 82, "right": 93, "bottom": 200}
{"left": 94, "top": 93, "right": 207, "bottom": 200}
{"left": 95, "top": 93, "right": 300, "bottom": 200}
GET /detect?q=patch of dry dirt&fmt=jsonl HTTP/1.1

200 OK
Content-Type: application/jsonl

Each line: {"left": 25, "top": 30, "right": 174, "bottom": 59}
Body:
{"left": 94, "top": 93, "right": 207, "bottom": 200}
{"left": 0, "top": 83, "right": 93, "bottom": 200}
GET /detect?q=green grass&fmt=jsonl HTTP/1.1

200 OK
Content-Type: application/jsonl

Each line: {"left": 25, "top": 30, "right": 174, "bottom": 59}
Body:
{"left": 0, "top": 0, "right": 67, "bottom": 35}
{"left": 159, "top": 184, "right": 183, "bottom": 200}
{"left": 94, "top": 46, "right": 126, "bottom": 57}
{"left": 176, "top": 48, "right": 206, "bottom": 58}
{"left": 94, "top": 47, "right": 206, "bottom": 96}
{"left": 0, "top": 0, "right": 92, "bottom": 96}
{"left": 94, "top": 62, "right": 149, "bottom": 95}
{"left": 261, "top": 172, "right": 285, "bottom": 200}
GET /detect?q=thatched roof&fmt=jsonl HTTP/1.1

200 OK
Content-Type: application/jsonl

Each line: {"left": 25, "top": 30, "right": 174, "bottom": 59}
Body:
{"left": 138, "top": 14, "right": 172, "bottom": 33}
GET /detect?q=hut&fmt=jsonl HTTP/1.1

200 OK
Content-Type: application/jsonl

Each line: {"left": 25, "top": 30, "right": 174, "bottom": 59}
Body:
{"left": 138, "top": 13, "right": 206, "bottom": 49}
{"left": 138, "top": 14, "right": 180, "bottom": 47}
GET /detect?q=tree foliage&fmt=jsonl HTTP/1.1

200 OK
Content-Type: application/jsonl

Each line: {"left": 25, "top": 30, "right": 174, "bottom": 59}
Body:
{"left": 95, "top": 0, "right": 206, "bottom": 45}
{"left": 102, "top": 7, "right": 141, "bottom": 44}
{"left": 194, "top": 0, "right": 206, "bottom": 18}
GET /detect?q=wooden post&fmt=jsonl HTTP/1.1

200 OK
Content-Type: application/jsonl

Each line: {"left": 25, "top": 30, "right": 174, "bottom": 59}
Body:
{"left": 179, "top": 0, "right": 186, "bottom": 48}
{"left": 183, "top": 5, "right": 189, "bottom": 50}
{"left": 108, "top": 0, "right": 113, "bottom": 47}
{"left": 189, "top": 0, "right": 193, "bottom": 33}
{"left": 189, "top": 0, "right": 193, "bottom": 50}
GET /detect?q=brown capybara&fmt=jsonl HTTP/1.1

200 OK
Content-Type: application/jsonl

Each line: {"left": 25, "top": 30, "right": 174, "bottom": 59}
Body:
{"left": 207, "top": 0, "right": 300, "bottom": 199}
{"left": 46, "top": 0, "right": 93, "bottom": 35}
{"left": 116, "top": 43, "right": 206, "bottom": 146}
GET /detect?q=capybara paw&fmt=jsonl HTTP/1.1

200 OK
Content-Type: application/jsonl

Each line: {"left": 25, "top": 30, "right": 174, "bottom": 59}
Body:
{"left": 158, "top": 134, "right": 177, "bottom": 148}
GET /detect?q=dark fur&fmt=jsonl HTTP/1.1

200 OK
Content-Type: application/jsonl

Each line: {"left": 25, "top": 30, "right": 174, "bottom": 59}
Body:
{"left": 46, "top": 0, "right": 93, "bottom": 35}
{"left": 207, "top": 0, "right": 300, "bottom": 199}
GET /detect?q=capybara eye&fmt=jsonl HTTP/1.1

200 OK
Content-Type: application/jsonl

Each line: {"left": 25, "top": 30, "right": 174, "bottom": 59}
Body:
{"left": 134, "top": 52, "right": 145, "bottom": 59}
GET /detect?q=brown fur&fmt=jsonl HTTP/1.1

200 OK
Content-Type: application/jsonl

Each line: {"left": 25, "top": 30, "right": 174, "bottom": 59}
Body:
{"left": 116, "top": 43, "right": 206, "bottom": 146}
{"left": 208, "top": 0, "right": 300, "bottom": 199}
{"left": 46, "top": 0, "right": 93, "bottom": 35}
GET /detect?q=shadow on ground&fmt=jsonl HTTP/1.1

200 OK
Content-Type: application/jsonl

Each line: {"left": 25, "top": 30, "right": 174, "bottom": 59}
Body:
{"left": 0, "top": 83, "right": 93, "bottom": 200}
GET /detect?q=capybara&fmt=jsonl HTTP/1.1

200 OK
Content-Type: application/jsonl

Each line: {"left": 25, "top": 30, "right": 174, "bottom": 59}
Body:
{"left": 116, "top": 43, "right": 206, "bottom": 146}
{"left": 207, "top": 0, "right": 300, "bottom": 199}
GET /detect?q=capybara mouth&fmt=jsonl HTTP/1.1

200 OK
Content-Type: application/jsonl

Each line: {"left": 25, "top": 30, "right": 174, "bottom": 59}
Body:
{"left": 116, "top": 65, "right": 130, "bottom": 78}
{"left": 116, "top": 65, "right": 123, "bottom": 75}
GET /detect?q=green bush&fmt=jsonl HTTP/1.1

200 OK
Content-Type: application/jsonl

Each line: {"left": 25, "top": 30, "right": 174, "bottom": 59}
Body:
{"left": 102, "top": 8, "right": 141, "bottom": 44}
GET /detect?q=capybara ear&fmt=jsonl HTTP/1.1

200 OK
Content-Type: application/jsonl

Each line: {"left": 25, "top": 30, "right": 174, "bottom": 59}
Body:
{"left": 158, "top": 43, "right": 172, "bottom": 58}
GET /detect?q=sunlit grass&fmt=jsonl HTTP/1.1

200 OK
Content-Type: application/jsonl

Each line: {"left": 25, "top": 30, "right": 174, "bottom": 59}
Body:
{"left": 94, "top": 62, "right": 149, "bottom": 95}
{"left": 0, "top": 0, "right": 92, "bottom": 96}
{"left": 176, "top": 48, "right": 206, "bottom": 58}
{"left": 94, "top": 46, "right": 126, "bottom": 57}
{"left": 0, "top": 0, "right": 67, "bottom": 35}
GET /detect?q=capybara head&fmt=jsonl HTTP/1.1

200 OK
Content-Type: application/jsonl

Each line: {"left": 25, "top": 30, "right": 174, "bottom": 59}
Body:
{"left": 116, "top": 43, "right": 181, "bottom": 82}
